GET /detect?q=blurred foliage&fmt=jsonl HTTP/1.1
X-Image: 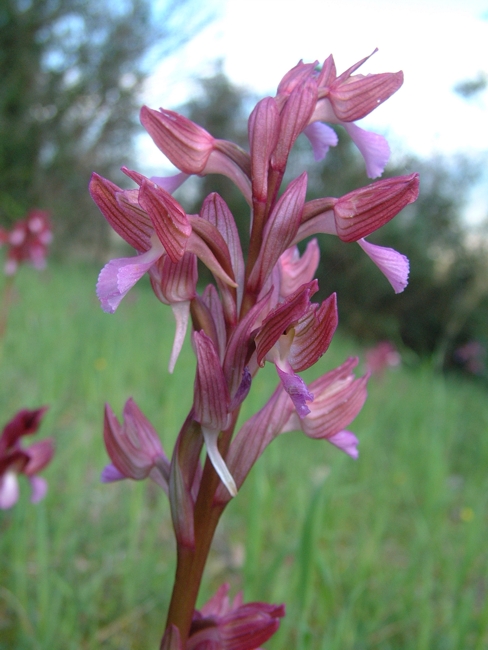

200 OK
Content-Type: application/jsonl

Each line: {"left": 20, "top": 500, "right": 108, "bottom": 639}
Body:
{"left": 179, "top": 68, "right": 488, "bottom": 374}
{"left": 0, "top": 0, "right": 212, "bottom": 256}
{"left": 454, "top": 72, "right": 488, "bottom": 99}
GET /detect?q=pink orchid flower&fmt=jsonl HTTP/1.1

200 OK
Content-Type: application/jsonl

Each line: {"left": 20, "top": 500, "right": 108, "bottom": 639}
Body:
{"left": 1, "top": 210, "right": 52, "bottom": 275}
{"left": 0, "top": 407, "right": 54, "bottom": 509}
{"left": 160, "top": 584, "right": 285, "bottom": 650}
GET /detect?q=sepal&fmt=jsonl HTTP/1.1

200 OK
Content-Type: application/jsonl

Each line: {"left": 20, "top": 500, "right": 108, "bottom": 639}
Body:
{"left": 23, "top": 439, "right": 55, "bottom": 476}
{"left": 255, "top": 281, "right": 318, "bottom": 366}
{"left": 140, "top": 107, "right": 215, "bottom": 174}
{"left": 139, "top": 180, "right": 192, "bottom": 263}
{"left": 102, "top": 399, "right": 170, "bottom": 489}
{"left": 89, "top": 174, "right": 152, "bottom": 252}
{"left": 247, "top": 173, "right": 308, "bottom": 293}
{"left": 271, "top": 77, "right": 318, "bottom": 173}
{"left": 287, "top": 293, "right": 338, "bottom": 371}
{"left": 187, "top": 583, "right": 285, "bottom": 650}
{"left": 193, "top": 332, "right": 236, "bottom": 497}
{"left": 329, "top": 69, "right": 404, "bottom": 122}
{"left": 1, "top": 406, "right": 48, "bottom": 450}
{"left": 169, "top": 417, "right": 202, "bottom": 547}
{"left": 333, "top": 173, "right": 419, "bottom": 242}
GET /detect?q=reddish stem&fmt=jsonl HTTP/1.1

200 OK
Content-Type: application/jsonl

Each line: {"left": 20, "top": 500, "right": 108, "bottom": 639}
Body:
{"left": 163, "top": 409, "right": 240, "bottom": 646}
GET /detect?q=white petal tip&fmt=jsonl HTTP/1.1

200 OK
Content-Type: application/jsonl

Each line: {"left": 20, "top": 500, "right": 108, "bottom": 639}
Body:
{"left": 202, "top": 426, "right": 238, "bottom": 498}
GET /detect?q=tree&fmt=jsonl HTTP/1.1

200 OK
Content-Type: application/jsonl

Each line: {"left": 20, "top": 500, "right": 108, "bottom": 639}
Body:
{"left": 0, "top": 0, "right": 212, "bottom": 254}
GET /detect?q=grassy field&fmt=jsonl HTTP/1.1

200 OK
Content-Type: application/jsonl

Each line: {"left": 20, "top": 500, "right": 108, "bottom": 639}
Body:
{"left": 0, "top": 263, "right": 487, "bottom": 650}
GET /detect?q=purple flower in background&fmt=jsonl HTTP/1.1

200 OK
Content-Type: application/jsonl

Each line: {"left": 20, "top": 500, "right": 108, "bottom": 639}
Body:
{"left": 365, "top": 341, "right": 401, "bottom": 377}
{"left": 0, "top": 407, "right": 54, "bottom": 509}
{"left": 1, "top": 210, "right": 52, "bottom": 275}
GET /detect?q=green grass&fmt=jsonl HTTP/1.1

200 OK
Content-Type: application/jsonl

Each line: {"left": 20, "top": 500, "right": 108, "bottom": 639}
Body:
{"left": 0, "top": 264, "right": 487, "bottom": 649}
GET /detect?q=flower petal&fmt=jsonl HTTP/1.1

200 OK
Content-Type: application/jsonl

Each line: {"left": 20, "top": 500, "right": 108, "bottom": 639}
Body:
{"left": 0, "top": 471, "right": 19, "bottom": 509}
{"left": 150, "top": 172, "right": 189, "bottom": 193}
{"left": 357, "top": 238, "right": 409, "bottom": 293}
{"left": 101, "top": 463, "right": 126, "bottom": 483}
{"left": 202, "top": 426, "right": 237, "bottom": 498}
{"left": 343, "top": 122, "right": 390, "bottom": 178}
{"left": 303, "top": 122, "right": 338, "bottom": 161}
{"left": 29, "top": 475, "right": 48, "bottom": 503}
{"left": 275, "top": 365, "right": 313, "bottom": 419}
{"left": 193, "top": 331, "right": 230, "bottom": 430}
{"left": 96, "top": 242, "right": 164, "bottom": 313}
{"left": 278, "top": 239, "right": 320, "bottom": 298}
{"left": 327, "top": 430, "right": 359, "bottom": 459}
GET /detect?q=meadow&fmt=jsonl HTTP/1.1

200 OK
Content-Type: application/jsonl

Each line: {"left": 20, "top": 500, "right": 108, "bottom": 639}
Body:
{"left": 0, "top": 263, "right": 487, "bottom": 650}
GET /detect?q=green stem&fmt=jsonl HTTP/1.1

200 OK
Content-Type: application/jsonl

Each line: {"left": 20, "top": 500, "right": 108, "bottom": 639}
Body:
{"left": 0, "top": 276, "right": 15, "bottom": 362}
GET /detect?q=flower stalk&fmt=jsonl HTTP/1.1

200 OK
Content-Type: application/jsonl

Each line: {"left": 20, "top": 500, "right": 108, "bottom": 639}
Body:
{"left": 92, "top": 51, "right": 418, "bottom": 648}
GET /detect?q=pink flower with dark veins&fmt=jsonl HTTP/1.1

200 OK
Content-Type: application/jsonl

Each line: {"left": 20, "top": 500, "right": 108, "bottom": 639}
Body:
{"left": 92, "top": 52, "right": 420, "bottom": 646}
{"left": 160, "top": 584, "right": 285, "bottom": 650}
{"left": 101, "top": 398, "right": 170, "bottom": 492}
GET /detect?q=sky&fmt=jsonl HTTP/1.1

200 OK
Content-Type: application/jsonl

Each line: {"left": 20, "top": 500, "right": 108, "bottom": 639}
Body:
{"left": 139, "top": 0, "right": 488, "bottom": 218}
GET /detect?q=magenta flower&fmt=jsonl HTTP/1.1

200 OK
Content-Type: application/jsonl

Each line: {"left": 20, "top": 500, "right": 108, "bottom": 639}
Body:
{"left": 1, "top": 210, "right": 52, "bottom": 275}
{"left": 91, "top": 172, "right": 237, "bottom": 314}
{"left": 214, "top": 358, "right": 368, "bottom": 506}
{"left": 0, "top": 407, "right": 54, "bottom": 509}
{"left": 279, "top": 357, "right": 368, "bottom": 458}
{"left": 275, "top": 52, "right": 403, "bottom": 178}
{"left": 254, "top": 282, "right": 338, "bottom": 418}
{"left": 160, "top": 584, "right": 285, "bottom": 650}
{"left": 101, "top": 398, "right": 170, "bottom": 493}
{"left": 297, "top": 174, "right": 418, "bottom": 291}
{"left": 91, "top": 173, "right": 238, "bottom": 370}
{"left": 310, "top": 50, "right": 403, "bottom": 177}
{"left": 365, "top": 341, "right": 401, "bottom": 377}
